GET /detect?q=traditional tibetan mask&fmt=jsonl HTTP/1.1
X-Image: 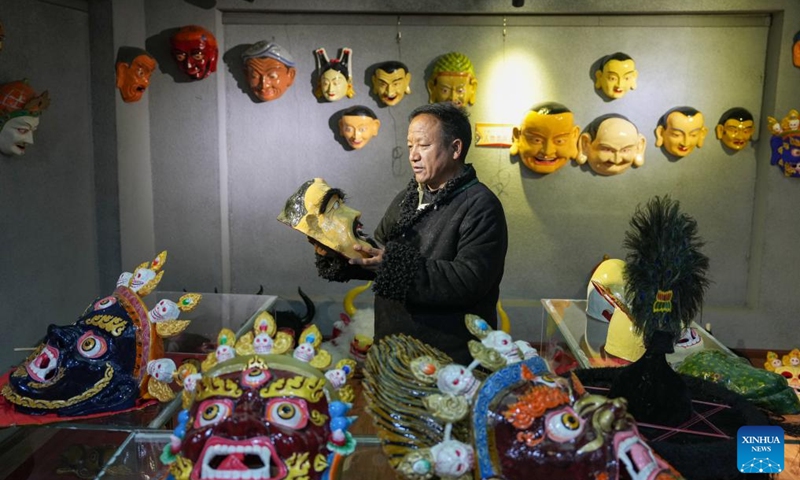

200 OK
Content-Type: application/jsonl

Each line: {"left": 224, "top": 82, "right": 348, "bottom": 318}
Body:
{"left": 767, "top": 109, "right": 800, "bottom": 177}
{"left": 162, "top": 328, "right": 357, "bottom": 480}
{"left": 372, "top": 61, "right": 412, "bottom": 106}
{"left": 1, "top": 251, "right": 200, "bottom": 417}
{"left": 277, "top": 178, "right": 373, "bottom": 259}
{"left": 338, "top": 106, "right": 380, "bottom": 150}
{"left": 427, "top": 52, "right": 477, "bottom": 107}
{"left": 578, "top": 114, "right": 645, "bottom": 176}
{"left": 314, "top": 47, "right": 354, "bottom": 102}
{"left": 794, "top": 31, "right": 800, "bottom": 68}
{"left": 242, "top": 41, "right": 296, "bottom": 102}
{"left": 170, "top": 25, "right": 218, "bottom": 81}
{"left": 655, "top": 107, "right": 708, "bottom": 158}
{"left": 0, "top": 80, "right": 49, "bottom": 157}
{"left": 594, "top": 53, "right": 638, "bottom": 100}
{"left": 115, "top": 48, "right": 157, "bottom": 103}
{"left": 363, "top": 317, "right": 682, "bottom": 480}
{"left": 511, "top": 102, "right": 580, "bottom": 174}
{"left": 715, "top": 108, "right": 755, "bottom": 152}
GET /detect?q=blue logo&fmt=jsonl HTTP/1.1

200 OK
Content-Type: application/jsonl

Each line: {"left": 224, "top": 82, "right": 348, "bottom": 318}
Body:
{"left": 738, "top": 426, "right": 784, "bottom": 474}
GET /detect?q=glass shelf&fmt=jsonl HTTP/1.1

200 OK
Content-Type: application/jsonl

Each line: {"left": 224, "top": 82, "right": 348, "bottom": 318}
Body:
{"left": 540, "top": 299, "right": 737, "bottom": 371}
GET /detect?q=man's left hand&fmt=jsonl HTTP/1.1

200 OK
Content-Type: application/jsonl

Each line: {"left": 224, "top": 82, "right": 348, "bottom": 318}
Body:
{"left": 349, "top": 244, "right": 384, "bottom": 271}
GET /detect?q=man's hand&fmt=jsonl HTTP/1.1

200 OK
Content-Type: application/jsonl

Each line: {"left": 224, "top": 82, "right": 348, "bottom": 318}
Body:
{"left": 349, "top": 244, "right": 384, "bottom": 271}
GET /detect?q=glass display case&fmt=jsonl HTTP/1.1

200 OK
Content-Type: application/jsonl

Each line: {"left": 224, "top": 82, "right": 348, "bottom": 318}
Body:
{"left": 540, "top": 299, "right": 737, "bottom": 371}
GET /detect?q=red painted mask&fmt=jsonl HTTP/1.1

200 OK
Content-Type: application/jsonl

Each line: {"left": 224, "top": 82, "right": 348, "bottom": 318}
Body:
{"left": 170, "top": 25, "right": 218, "bottom": 81}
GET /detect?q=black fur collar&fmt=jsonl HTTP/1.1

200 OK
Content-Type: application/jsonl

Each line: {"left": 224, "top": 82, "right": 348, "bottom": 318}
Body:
{"left": 387, "top": 164, "right": 477, "bottom": 241}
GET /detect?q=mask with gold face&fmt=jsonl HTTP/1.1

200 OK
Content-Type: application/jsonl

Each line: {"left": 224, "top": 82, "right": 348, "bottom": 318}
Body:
{"left": 162, "top": 327, "right": 357, "bottom": 480}
{"left": 372, "top": 61, "right": 411, "bottom": 106}
{"left": 1, "top": 251, "right": 200, "bottom": 417}
{"left": 715, "top": 107, "right": 754, "bottom": 152}
{"left": 277, "top": 178, "right": 373, "bottom": 259}
{"left": 594, "top": 53, "right": 638, "bottom": 100}
{"left": 511, "top": 102, "right": 580, "bottom": 174}
{"left": 427, "top": 52, "right": 477, "bottom": 107}
{"left": 115, "top": 47, "right": 157, "bottom": 103}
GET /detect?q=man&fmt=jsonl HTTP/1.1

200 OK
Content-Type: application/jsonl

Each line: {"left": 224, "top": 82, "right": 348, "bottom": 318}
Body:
{"left": 338, "top": 106, "right": 380, "bottom": 150}
{"left": 510, "top": 102, "right": 580, "bottom": 175}
{"left": 578, "top": 114, "right": 645, "bottom": 176}
{"left": 241, "top": 41, "right": 296, "bottom": 102}
{"left": 0, "top": 80, "right": 49, "bottom": 157}
{"left": 427, "top": 52, "right": 478, "bottom": 108}
{"left": 594, "top": 52, "right": 638, "bottom": 100}
{"left": 115, "top": 47, "right": 157, "bottom": 103}
{"left": 655, "top": 106, "right": 708, "bottom": 158}
{"left": 170, "top": 25, "right": 218, "bottom": 81}
{"left": 371, "top": 61, "right": 412, "bottom": 106}
{"left": 315, "top": 103, "right": 508, "bottom": 364}
{"left": 715, "top": 107, "right": 754, "bottom": 152}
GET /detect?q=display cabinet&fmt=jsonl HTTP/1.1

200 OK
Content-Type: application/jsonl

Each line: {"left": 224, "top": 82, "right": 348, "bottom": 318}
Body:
{"left": 540, "top": 299, "right": 737, "bottom": 371}
{"left": 0, "top": 292, "right": 277, "bottom": 480}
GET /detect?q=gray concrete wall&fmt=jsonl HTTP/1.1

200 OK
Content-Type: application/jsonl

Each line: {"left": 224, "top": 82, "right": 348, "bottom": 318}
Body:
{"left": 0, "top": 0, "right": 99, "bottom": 371}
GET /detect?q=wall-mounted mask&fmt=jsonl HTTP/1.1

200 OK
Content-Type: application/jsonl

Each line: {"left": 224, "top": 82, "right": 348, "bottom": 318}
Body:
{"left": 338, "top": 106, "right": 380, "bottom": 150}
{"left": 371, "top": 60, "right": 412, "bottom": 106}
{"left": 170, "top": 25, "right": 218, "bottom": 81}
{"left": 794, "top": 31, "right": 800, "bottom": 68}
{"left": 277, "top": 178, "right": 373, "bottom": 259}
{"left": 510, "top": 102, "right": 580, "bottom": 174}
{"left": 0, "top": 80, "right": 49, "bottom": 157}
{"left": 427, "top": 52, "right": 477, "bottom": 107}
{"left": 115, "top": 47, "right": 157, "bottom": 103}
{"left": 767, "top": 108, "right": 800, "bottom": 177}
{"left": 242, "top": 40, "right": 296, "bottom": 102}
{"left": 715, "top": 107, "right": 754, "bottom": 152}
{"left": 655, "top": 107, "right": 708, "bottom": 158}
{"left": 1, "top": 251, "right": 201, "bottom": 417}
{"left": 577, "top": 114, "right": 645, "bottom": 176}
{"left": 594, "top": 52, "right": 637, "bottom": 100}
{"left": 314, "top": 47, "right": 354, "bottom": 102}
{"left": 162, "top": 327, "right": 357, "bottom": 480}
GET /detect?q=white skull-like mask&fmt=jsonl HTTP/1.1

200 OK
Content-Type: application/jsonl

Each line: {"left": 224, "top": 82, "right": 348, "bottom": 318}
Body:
{"left": 437, "top": 364, "right": 477, "bottom": 397}
{"left": 253, "top": 333, "right": 274, "bottom": 354}
{"left": 150, "top": 299, "right": 179, "bottom": 322}
{"left": 293, "top": 342, "right": 316, "bottom": 362}
{"left": 431, "top": 440, "right": 474, "bottom": 478}
{"left": 147, "top": 358, "right": 176, "bottom": 383}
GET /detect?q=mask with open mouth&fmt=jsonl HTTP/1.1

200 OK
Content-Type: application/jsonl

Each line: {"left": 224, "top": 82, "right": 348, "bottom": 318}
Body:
{"left": 115, "top": 47, "right": 157, "bottom": 103}
{"left": 1, "top": 251, "right": 200, "bottom": 417}
{"left": 0, "top": 80, "right": 49, "bottom": 157}
{"left": 277, "top": 178, "right": 374, "bottom": 259}
{"left": 163, "top": 331, "right": 357, "bottom": 480}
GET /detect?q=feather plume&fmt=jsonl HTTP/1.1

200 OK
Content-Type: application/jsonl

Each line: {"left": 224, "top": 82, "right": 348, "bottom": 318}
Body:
{"left": 622, "top": 196, "right": 710, "bottom": 347}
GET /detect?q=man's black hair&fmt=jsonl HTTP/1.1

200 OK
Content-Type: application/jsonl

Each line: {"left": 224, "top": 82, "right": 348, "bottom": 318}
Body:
{"left": 409, "top": 102, "right": 472, "bottom": 161}
{"left": 658, "top": 106, "right": 701, "bottom": 128}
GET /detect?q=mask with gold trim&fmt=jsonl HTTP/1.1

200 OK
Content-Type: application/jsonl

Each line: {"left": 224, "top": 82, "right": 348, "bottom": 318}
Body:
{"left": 277, "top": 178, "right": 374, "bottom": 259}
{"left": 1, "top": 251, "right": 200, "bottom": 416}
{"left": 768, "top": 108, "right": 800, "bottom": 177}
{"left": 162, "top": 328, "right": 357, "bottom": 480}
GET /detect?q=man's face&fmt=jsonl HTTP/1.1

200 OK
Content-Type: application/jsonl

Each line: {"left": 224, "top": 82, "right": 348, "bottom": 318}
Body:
{"left": 716, "top": 118, "right": 754, "bottom": 151}
{"left": 171, "top": 38, "right": 217, "bottom": 80}
{"left": 656, "top": 112, "right": 707, "bottom": 157}
{"left": 372, "top": 68, "right": 411, "bottom": 106}
{"left": 407, "top": 114, "right": 463, "bottom": 189}
{"left": 246, "top": 57, "right": 296, "bottom": 102}
{"left": 319, "top": 69, "right": 348, "bottom": 102}
{"left": 427, "top": 73, "right": 476, "bottom": 107}
{"left": 0, "top": 116, "right": 40, "bottom": 156}
{"left": 595, "top": 59, "right": 637, "bottom": 99}
{"left": 285, "top": 179, "right": 373, "bottom": 259}
{"left": 115, "top": 55, "right": 156, "bottom": 103}
{"left": 513, "top": 111, "right": 579, "bottom": 174}
{"left": 581, "top": 117, "right": 645, "bottom": 176}
{"left": 339, "top": 115, "right": 380, "bottom": 150}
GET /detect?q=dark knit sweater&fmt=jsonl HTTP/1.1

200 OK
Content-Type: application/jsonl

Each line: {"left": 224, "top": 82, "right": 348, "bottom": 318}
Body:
{"left": 317, "top": 165, "right": 508, "bottom": 364}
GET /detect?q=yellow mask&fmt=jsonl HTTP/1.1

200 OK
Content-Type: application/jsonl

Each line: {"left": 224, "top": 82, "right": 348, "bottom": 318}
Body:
{"left": 604, "top": 307, "right": 646, "bottom": 363}
{"left": 511, "top": 103, "right": 580, "bottom": 174}
{"left": 594, "top": 54, "right": 637, "bottom": 100}
{"left": 578, "top": 115, "right": 645, "bottom": 176}
{"left": 655, "top": 108, "right": 708, "bottom": 158}
{"left": 715, "top": 108, "right": 754, "bottom": 152}
{"left": 277, "top": 178, "right": 372, "bottom": 259}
